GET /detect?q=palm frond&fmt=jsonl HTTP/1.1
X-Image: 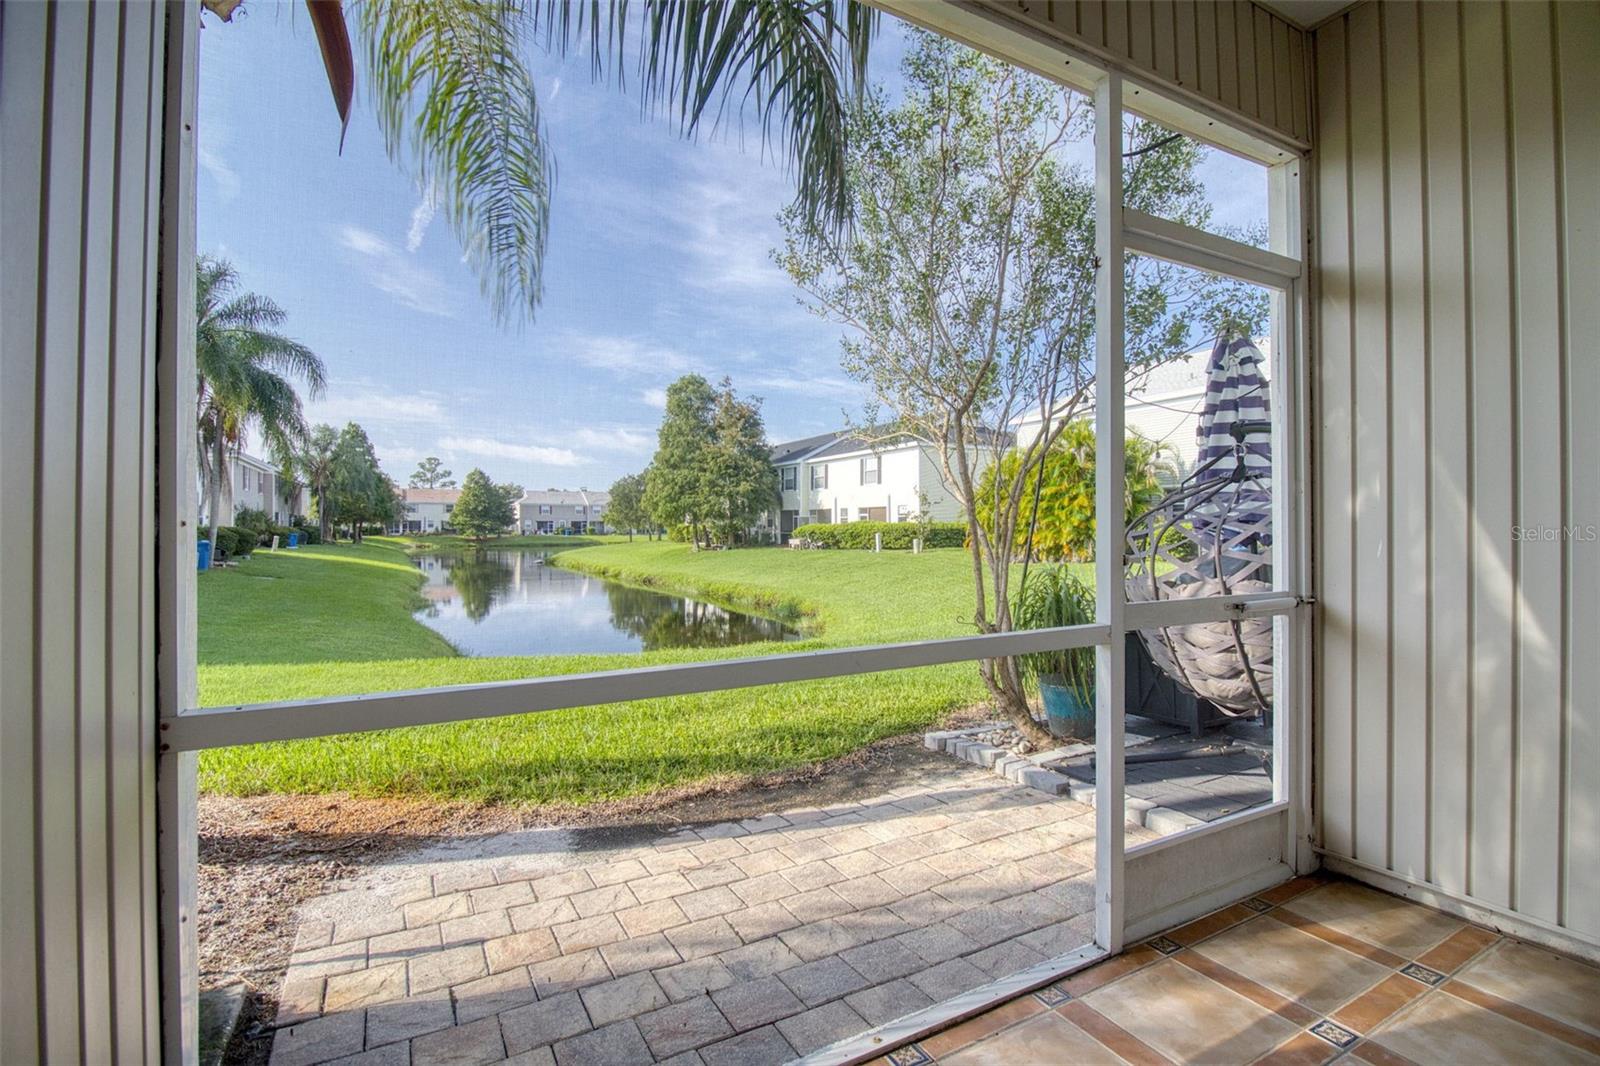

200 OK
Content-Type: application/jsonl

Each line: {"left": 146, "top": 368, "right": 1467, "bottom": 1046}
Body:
{"left": 354, "top": 0, "right": 551, "bottom": 327}
{"left": 537, "top": 0, "right": 876, "bottom": 241}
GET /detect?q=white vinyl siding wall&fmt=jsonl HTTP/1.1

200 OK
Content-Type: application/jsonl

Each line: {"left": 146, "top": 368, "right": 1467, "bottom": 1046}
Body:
{"left": 1, "top": 1, "right": 167, "bottom": 1059}
{"left": 1313, "top": 0, "right": 1599, "bottom": 950}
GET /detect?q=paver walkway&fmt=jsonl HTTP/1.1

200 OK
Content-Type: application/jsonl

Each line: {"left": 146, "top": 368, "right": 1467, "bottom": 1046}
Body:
{"left": 268, "top": 759, "right": 1125, "bottom": 1066}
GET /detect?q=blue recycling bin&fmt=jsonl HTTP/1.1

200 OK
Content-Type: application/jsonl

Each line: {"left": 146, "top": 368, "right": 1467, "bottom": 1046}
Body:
{"left": 197, "top": 539, "right": 212, "bottom": 570}
{"left": 287, "top": 531, "right": 299, "bottom": 548}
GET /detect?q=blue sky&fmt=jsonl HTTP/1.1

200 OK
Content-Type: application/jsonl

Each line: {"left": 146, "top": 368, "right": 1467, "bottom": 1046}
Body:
{"left": 198, "top": 5, "right": 1264, "bottom": 490}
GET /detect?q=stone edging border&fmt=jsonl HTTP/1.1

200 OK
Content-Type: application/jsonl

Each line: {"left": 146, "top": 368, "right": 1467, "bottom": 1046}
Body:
{"left": 923, "top": 724, "right": 1205, "bottom": 837}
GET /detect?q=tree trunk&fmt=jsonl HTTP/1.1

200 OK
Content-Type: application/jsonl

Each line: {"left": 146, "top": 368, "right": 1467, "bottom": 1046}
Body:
{"left": 317, "top": 486, "right": 330, "bottom": 542}
{"left": 981, "top": 658, "right": 1055, "bottom": 747}
{"left": 206, "top": 433, "right": 227, "bottom": 566}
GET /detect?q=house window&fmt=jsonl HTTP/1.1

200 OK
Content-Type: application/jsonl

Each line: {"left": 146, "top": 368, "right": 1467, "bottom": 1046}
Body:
{"left": 240, "top": 466, "right": 248, "bottom": 490}
{"left": 861, "top": 455, "right": 880, "bottom": 485}
{"left": 258, "top": 471, "right": 265, "bottom": 493}
{"left": 539, "top": 505, "right": 552, "bottom": 514}
{"left": 576, "top": 505, "right": 585, "bottom": 514}
{"left": 782, "top": 466, "right": 797, "bottom": 491}
{"left": 811, "top": 465, "right": 828, "bottom": 489}
{"left": 445, "top": 504, "right": 454, "bottom": 513}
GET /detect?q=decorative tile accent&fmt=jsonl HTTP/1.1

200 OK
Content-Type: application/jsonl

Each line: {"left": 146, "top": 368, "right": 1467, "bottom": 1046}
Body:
{"left": 1146, "top": 935, "right": 1183, "bottom": 955}
{"left": 1032, "top": 982, "right": 1073, "bottom": 1007}
{"left": 1399, "top": 962, "right": 1446, "bottom": 986}
{"left": 1308, "top": 1020, "right": 1360, "bottom": 1048}
{"left": 1242, "top": 897, "right": 1274, "bottom": 912}
{"left": 887, "top": 1041, "right": 933, "bottom": 1066}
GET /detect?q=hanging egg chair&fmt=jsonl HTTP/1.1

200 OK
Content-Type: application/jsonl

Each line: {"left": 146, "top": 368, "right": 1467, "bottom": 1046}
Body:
{"left": 1124, "top": 336, "right": 1274, "bottom": 716}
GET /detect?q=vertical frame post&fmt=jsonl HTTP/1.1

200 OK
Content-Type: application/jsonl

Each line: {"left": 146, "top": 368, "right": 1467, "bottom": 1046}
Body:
{"left": 1270, "top": 158, "right": 1315, "bottom": 873}
{"left": 1093, "top": 71, "right": 1128, "bottom": 954}
{"left": 156, "top": 2, "right": 200, "bottom": 1062}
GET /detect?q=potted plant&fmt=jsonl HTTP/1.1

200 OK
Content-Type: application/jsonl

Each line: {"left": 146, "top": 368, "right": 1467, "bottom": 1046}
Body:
{"left": 1014, "top": 565, "right": 1096, "bottom": 739}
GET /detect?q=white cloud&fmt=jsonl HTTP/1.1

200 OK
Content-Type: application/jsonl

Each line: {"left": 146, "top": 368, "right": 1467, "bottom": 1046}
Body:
{"left": 679, "top": 177, "right": 793, "bottom": 294}
{"left": 405, "top": 189, "right": 437, "bottom": 252}
{"left": 338, "top": 225, "right": 458, "bottom": 316}
{"left": 746, "top": 370, "right": 865, "bottom": 403}
{"left": 565, "top": 333, "right": 694, "bottom": 374}
{"left": 198, "top": 144, "right": 240, "bottom": 201}
{"left": 438, "top": 435, "right": 581, "bottom": 467}
{"left": 640, "top": 387, "right": 667, "bottom": 409}
{"left": 571, "top": 426, "right": 654, "bottom": 455}
{"left": 374, "top": 441, "right": 430, "bottom": 475}
{"left": 306, "top": 381, "right": 450, "bottom": 427}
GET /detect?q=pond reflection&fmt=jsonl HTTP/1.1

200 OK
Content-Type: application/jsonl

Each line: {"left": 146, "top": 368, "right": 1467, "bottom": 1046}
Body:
{"left": 412, "top": 551, "right": 798, "bottom": 657}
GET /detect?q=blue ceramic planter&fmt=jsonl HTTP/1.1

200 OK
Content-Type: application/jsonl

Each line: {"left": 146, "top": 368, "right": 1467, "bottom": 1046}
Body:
{"left": 1040, "top": 676, "right": 1094, "bottom": 740}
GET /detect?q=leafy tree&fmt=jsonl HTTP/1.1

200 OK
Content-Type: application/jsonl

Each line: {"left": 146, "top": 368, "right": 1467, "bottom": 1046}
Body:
{"left": 330, "top": 422, "right": 392, "bottom": 541}
{"left": 222, "top": 0, "right": 878, "bottom": 324}
{"left": 704, "top": 379, "right": 778, "bottom": 547}
{"left": 195, "top": 255, "right": 326, "bottom": 563}
{"left": 777, "top": 31, "right": 1263, "bottom": 743}
{"left": 643, "top": 375, "right": 717, "bottom": 548}
{"left": 497, "top": 482, "right": 525, "bottom": 517}
{"left": 976, "top": 422, "right": 1177, "bottom": 563}
{"left": 642, "top": 376, "right": 773, "bottom": 548}
{"left": 296, "top": 424, "right": 340, "bottom": 543}
{"left": 410, "top": 456, "right": 456, "bottom": 488}
{"left": 607, "top": 472, "right": 650, "bottom": 541}
{"left": 453, "top": 469, "right": 516, "bottom": 543}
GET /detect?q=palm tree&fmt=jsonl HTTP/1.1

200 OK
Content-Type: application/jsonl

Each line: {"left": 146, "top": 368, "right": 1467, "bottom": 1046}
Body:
{"left": 196, "top": 256, "right": 327, "bottom": 562}
{"left": 221, "top": 0, "right": 877, "bottom": 326}
{"left": 296, "top": 424, "right": 341, "bottom": 543}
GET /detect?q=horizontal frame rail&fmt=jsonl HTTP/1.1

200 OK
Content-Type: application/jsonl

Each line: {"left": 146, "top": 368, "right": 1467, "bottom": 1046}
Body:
{"left": 1123, "top": 592, "right": 1301, "bottom": 630}
{"left": 162, "top": 624, "right": 1112, "bottom": 752}
{"left": 1123, "top": 208, "right": 1301, "bottom": 289}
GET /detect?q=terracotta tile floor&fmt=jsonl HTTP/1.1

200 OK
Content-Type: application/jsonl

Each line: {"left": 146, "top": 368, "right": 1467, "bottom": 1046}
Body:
{"left": 884, "top": 875, "right": 1600, "bottom": 1066}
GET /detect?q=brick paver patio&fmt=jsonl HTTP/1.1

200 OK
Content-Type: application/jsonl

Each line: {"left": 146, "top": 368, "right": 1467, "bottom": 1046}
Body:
{"left": 268, "top": 760, "right": 1137, "bottom": 1066}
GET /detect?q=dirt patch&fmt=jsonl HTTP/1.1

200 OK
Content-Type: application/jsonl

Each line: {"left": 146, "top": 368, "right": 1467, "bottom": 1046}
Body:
{"left": 203, "top": 728, "right": 981, "bottom": 1062}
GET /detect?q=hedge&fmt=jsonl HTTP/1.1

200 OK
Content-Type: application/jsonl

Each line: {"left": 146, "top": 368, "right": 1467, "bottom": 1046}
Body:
{"left": 790, "top": 520, "right": 967, "bottom": 550}
{"left": 209, "top": 525, "right": 257, "bottom": 559}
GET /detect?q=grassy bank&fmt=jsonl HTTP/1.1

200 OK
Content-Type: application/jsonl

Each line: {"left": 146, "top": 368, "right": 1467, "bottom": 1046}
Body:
{"left": 198, "top": 540, "right": 455, "bottom": 665}
{"left": 384, "top": 532, "right": 632, "bottom": 552}
{"left": 197, "top": 540, "right": 1075, "bottom": 805}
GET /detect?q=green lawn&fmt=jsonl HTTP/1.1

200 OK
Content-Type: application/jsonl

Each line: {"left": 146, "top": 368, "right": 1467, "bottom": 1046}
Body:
{"left": 197, "top": 538, "right": 1027, "bottom": 805}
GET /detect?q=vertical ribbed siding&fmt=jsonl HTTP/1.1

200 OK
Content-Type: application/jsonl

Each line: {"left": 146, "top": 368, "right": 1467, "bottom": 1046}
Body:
{"left": 0, "top": 1, "right": 167, "bottom": 1060}
{"left": 993, "top": 0, "right": 1311, "bottom": 144}
{"left": 1313, "top": 0, "right": 1600, "bottom": 947}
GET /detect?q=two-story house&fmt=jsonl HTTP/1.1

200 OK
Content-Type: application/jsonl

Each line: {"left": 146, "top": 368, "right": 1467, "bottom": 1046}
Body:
{"left": 763, "top": 430, "right": 994, "bottom": 541}
{"left": 220, "top": 452, "right": 304, "bottom": 526}
{"left": 395, "top": 488, "right": 460, "bottom": 534}
{"left": 515, "top": 489, "right": 610, "bottom": 534}
{"left": 1013, "top": 338, "right": 1273, "bottom": 486}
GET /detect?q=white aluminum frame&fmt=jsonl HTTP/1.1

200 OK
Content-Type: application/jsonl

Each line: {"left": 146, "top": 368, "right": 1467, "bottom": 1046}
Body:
{"left": 153, "top": 3, "right": 1312, "bottom": 1060}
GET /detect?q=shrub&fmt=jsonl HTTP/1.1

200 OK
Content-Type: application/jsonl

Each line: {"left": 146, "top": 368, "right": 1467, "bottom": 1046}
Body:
{"left": 974, "top": 419, "right": 1175, "bottom": 562}
{"left": 266, "top": 525, "right": 294, "bottom": 546}
{"left": 291, "top": 524, "right": 321, "bottom": 545}
{"left": 789, "top": 520, "right": 966, "bottom": 550}
{"left": 226, "top": 526, "right": 256, "bottom": 555}
{"left": 234, "top": 507, "right": 271, "bottom": 535}
{"left": 1012, "top": 564, "right": 1095, "bottom": 700}
{"left": 210, "top": 527, "right": 239, "bottom": 558}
